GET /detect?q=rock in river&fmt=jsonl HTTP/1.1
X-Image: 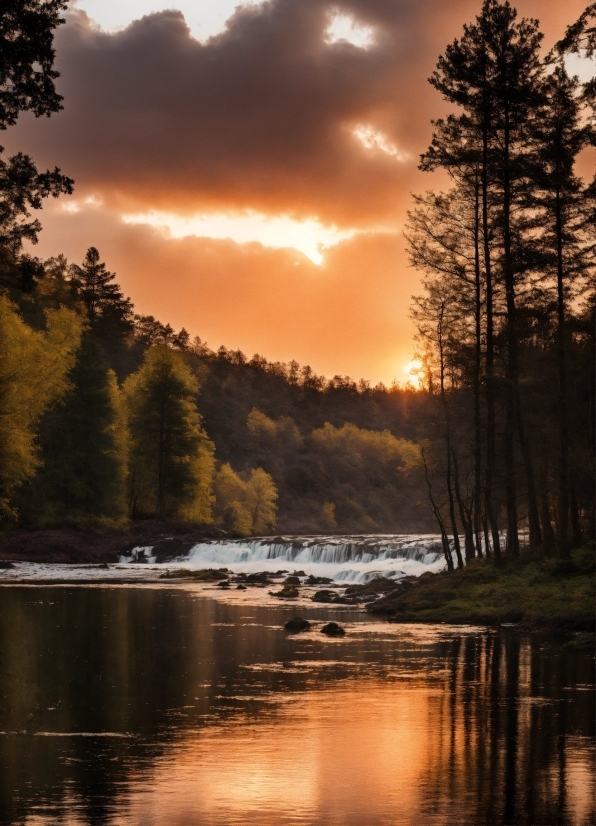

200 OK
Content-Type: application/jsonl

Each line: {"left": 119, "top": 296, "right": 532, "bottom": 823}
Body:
{"left": 321, "top": 622, "right": 346, "bottom": 637}
{"left": 284, "top": 617, "right": 311, "bottom": 632}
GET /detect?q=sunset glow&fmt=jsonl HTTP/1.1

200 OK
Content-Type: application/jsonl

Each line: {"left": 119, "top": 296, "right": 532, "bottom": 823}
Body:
{"left": 10, "top": 0, "right": 590, "bottom": 385}
{"left": 121, "top": 210, "right": 359, "bottom": 266}
{"left": 324, "top": 11, "right": 376, "bottom": 49}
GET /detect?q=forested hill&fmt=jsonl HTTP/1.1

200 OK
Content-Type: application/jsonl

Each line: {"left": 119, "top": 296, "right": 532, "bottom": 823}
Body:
{"left": 1, "top": 248, "right": 432, "bottom": 535}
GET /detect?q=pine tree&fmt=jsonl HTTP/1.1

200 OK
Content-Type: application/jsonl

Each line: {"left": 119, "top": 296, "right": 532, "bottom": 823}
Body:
{"left": 423, "top": 0, "right": 546, "bottom": 556}
{"left": 26, "top": 333, "right": 129, "bottom": 525}
{"left": 530, "top": 64, "right": 593, "bottom": 554}
{"left": 71, "top": 248, "right": 133, "bottom": 335}
{"left": 124, "top": 347, "right": 215, "bottom": 520}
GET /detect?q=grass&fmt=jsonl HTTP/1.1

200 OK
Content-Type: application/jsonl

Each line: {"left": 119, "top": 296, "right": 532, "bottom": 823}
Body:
{"left": 368, "top": 544, "right": 595, "bottom": 631}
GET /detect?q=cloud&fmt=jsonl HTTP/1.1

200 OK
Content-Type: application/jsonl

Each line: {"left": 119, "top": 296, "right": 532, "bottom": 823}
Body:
{"left": 7, "top": 0, "right": 585, "bottom": 229}
{"left": 8, "top": 0, "right": 590, "bottom": 382}
{"left": 5, "top": 0, "right": 463, "bottom": 226}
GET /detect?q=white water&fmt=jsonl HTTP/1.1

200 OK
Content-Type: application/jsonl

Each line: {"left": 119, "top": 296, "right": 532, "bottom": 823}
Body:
{"left": 161, "top": 535, "right": 447, "bottom": 582}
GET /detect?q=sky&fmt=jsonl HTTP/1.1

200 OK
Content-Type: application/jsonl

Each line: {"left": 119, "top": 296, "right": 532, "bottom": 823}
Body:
{"left": 5, "top": 0, "right": 594, "bottom": 384}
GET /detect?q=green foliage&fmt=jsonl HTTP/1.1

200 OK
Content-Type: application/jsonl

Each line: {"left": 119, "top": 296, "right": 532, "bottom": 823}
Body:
{"left": 0, "top": 295, "right": 82, "bottom": 517}
{"left": 308, "top": 423, "right": 421, "bottom": 531}
{"left": 124, "top": 347, "right": 215, "bottom": 522}
{"left": 19, "top": 334, "right": 129, "bottom": 527}
{"left": 214, "top": 463, "right": 277, "bottom": 535}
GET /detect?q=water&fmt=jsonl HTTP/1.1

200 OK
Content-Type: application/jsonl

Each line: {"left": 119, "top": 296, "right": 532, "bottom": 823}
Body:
{"left": 0, "top": 583, "right": 593, "bottom": 826}
{"left": 122, "top": 534, "right": 449, "bottom": 581}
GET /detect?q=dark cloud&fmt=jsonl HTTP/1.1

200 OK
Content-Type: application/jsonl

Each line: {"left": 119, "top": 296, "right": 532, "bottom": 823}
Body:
{"left": 6, "top": 0, "right": 584, "bottom": 225}
{"left": 0, "top": 0, "right": 459, "bottom": 223}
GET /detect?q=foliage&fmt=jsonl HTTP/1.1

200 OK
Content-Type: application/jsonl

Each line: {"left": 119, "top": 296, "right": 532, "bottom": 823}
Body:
{"left": 18, "top": 334, "right": 129, "bottom": 527}
{"left": 0, "top": 1, "right": 72, "bottom": 256}
{"left": 124, "top": 347, "right": 215, "bottom": 521}
{"left": 214, "top": 463, "right": 277, "bottom": 534}
{"left": 0, "top": 295, "right": 82, "bottom": 517}
{"left": 0, "top": 0, "right": 68, "bottom": 130}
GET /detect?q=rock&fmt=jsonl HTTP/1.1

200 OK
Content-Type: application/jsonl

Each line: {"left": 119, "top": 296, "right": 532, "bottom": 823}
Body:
{"left": 284, "top": 575, "right": 300, "bottom": 585}
{"left": 312, "top": 589, "right": 338, "bottom": 603}
{"left": 306, "top": 574, "right": 333, "bottom": 585}
{"left": 294, "top": 570, "right": 306, "bottom": 577}
{"left": 247, "top": 572, "right": 271, "bottom": 583}
{"left": 217, "top": 580, "right": 230, "bottom": 588}
{"left": 284, "top": 617, "right": 311, "bottom": 632}
{"left": 321, "top": 622, "right": 346, "bottom": 637}
{"left": 236, "top": 584, "right": 247, "bottom": 590}
{"left": 270, "top": 584, "right": 299, "bottom": 599}
{"left": 0, "top": 561, "right": 15, "bottom": 569}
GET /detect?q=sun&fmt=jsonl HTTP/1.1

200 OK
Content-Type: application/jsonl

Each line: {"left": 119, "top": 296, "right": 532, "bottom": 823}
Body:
{"left": 403, "top": 359, "right": 423, "bottom": 388}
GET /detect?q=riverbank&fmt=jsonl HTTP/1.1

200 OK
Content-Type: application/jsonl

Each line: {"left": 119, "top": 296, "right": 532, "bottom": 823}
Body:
{"left": 366, "top": 544, "right": 595, "bottom": 631}
{"left": 0, "top": 521, "right": 225, "bottom": 563}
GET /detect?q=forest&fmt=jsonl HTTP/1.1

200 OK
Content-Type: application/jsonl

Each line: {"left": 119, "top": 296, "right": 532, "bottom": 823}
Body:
{"left": 0, "top": 0, "right": 594, "bottom": 558}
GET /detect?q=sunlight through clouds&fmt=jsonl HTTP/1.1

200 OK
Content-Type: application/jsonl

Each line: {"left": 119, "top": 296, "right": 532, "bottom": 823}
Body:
{"left": 73, "top": 0, "right": 266, "bottom": 41}
{"left": 121, "top": 210, "right": 358, "bottom": 265}
{"left": 324, "top": 11, "right": 376, "bottom": 49}
{"left": 353, "top": 125, "right": 409, "bottom": 162}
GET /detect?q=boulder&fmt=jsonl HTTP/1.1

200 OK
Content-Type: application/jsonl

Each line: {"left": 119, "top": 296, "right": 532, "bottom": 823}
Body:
{"left": 320, "top": 622, "right": 346, "bottom": 637}
{"left": 284, "top": 617, "right": 311, "bottom": 632}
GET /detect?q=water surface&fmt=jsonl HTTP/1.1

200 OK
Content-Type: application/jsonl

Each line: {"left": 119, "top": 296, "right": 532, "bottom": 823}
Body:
{"left": 0, "top": 584, "right": 593, "bottom": 825}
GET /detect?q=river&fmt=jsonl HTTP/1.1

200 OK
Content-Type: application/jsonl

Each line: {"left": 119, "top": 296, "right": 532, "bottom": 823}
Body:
{"left": 0, "top": 539, "right": 593, "bottom": 825}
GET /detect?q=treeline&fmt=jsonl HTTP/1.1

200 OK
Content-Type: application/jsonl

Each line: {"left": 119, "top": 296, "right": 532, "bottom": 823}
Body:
{"left": 1, "top": 246, "right": 430, "bottom": 534}
{"left": 0, "top": 0, "right": 593, "bottom": 544}
{"left": 405, "top": 1, "right": 595, "bottom": 565}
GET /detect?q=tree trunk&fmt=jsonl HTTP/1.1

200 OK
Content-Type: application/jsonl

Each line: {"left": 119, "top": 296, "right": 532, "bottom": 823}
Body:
{"left": 422, "top": 447, "right": 454, "bottom": 571}
{"left": 554, "top": 185, "right": 571, "bottom": 558}
{"left": 501, "top": 102, "right": 520, "bottom": 557}
{"left": 452, "top": 448, "right": 476, "bottom": 561}
{"left": 473, "top": 171, "right": 484, "bottom": 559}
{"left": 515, "top": 390, "right": 542, "bottom": 547}
{"left": 481, "top": 110, "right": 502, "bottom": 563}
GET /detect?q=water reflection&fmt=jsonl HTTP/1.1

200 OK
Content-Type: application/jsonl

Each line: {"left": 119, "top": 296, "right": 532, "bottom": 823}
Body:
{"left": 0, "top": 586, "right": 593, "bottom": 825}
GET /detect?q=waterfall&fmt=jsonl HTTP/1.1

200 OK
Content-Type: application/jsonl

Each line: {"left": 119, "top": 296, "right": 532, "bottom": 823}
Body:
{"left": 170, "top": 535, "right": 447, "bottom": 582}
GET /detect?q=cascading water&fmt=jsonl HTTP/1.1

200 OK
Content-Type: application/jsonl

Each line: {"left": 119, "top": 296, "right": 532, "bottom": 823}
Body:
{"left": 166, "top": 535, "right": 447, "bottom": 582}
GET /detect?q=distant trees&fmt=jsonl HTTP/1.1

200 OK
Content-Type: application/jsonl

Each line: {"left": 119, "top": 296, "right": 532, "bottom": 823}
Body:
{"left": 408, "top": 0, "right": 595, "bottom": 559}
{"left": 214, "top": 464, "right": 277, "bottom": 534}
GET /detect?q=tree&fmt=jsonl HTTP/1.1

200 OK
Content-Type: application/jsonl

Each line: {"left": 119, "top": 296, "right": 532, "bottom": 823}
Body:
{"left": 0, "top": 0, "right": 68, "bottom": 130}
{"left": 422, "top": 0, "right": 547, "bottom": 556}
{"left": 0, "top": 2, "right": 73, "bottom": 259}
{"left": 530, "top": 64, "right": 593, "bottom": 554}
{"left": 124, "top": 347, "right": 214, "bottom": 520}
{"left": 0, "top": 295, "right": 82, "bottom": 518}
{"left": 213, "top": 463, "right": 277, "bottom": 534}
{"left": 24, "top": 333, "right": 129, "bottom": 525}
{"left": 70, "top": 248, "right": 133, "bottom": 333}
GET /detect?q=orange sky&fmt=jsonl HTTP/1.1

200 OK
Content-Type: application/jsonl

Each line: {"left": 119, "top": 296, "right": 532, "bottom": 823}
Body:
{"left": 6, "top": 0, "right": 593, "bottom": 384}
